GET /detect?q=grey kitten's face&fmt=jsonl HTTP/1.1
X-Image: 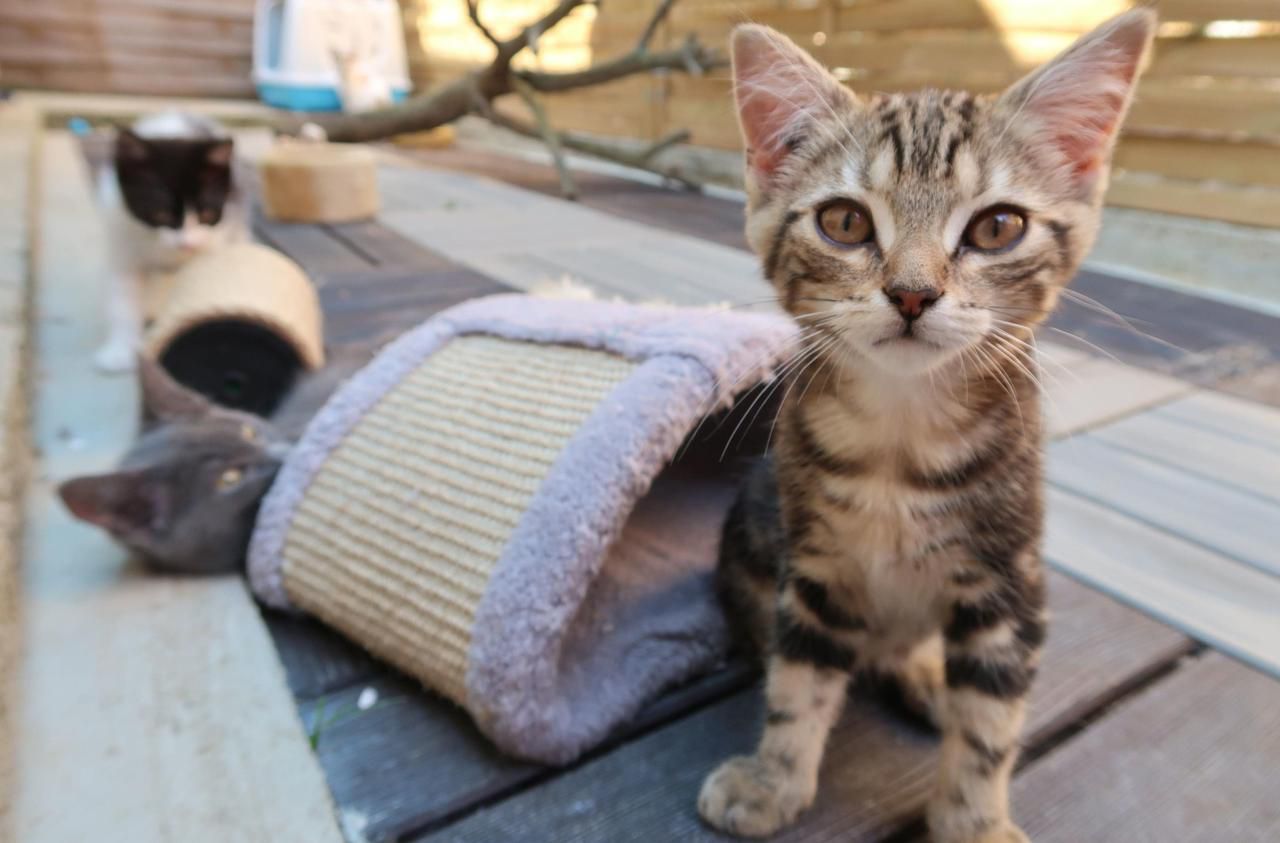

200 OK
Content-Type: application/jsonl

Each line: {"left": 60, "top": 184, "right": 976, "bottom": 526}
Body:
{"left": 58, "top": 359, "right": 291, "bottom": 574}
{"left": 732, "top": 14, "right": 1153, "bottom": 375}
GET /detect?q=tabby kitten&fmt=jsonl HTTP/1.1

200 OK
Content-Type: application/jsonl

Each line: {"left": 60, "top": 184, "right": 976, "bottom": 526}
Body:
{"left": 699, "top": 11, "right": 1155, "bottom": 842}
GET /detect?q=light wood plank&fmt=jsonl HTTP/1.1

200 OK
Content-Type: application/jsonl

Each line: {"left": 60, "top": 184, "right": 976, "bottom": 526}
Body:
{"left": 1114, "top": 135, "right": 1280, "bottom": 189}
{"left": 13, "top": 132, "right": 342, "bottom": 843}
{"left": 1045, "top": 487, "right": 1280, "bottom": 677}
{"left": 1089, "top": 409, "right": 1280, "bottom": 504}
{"left": 1106, "top": 172, "right": 1280, "bottom": 228}
{"left": 1153, "top": 390, "right": 1280, "bottom": 455}
{"left": 1049, "top": 434, "right": 1280, "bottom": 576}
{"left": 1042, "top": 356, "right": 1192, "bottom": 438}
{"left": 1014, "top": 653, "right": 1280, "bottom": 842}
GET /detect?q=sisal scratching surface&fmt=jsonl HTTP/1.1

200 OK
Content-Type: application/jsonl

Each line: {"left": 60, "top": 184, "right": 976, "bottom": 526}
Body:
{"left": 145, "top": 243, "right": 325, "bottom": 370}
{"left": 281, "top": 336, "right": 636, "bottom": 703}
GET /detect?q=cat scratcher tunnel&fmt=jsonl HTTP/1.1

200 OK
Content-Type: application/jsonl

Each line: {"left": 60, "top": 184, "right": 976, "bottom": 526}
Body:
{"left": 258, "top": 142, "right": 379, "bottom": 223}
{"left": 146, "top": 243, "right": 324, "bottom": 415}
{"left": 247, "top": 295, "right": 796, "bottom": 764}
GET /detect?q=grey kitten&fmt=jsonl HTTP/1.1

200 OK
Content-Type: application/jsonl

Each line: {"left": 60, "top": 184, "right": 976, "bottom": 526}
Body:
{"left": 59, "top": 351, "right": 369, "bottom": 574}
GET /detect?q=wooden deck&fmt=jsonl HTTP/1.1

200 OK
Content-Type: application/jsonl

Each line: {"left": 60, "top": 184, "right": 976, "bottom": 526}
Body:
{"left": 14, "top": 135, "right": 1280, "bottom": 842}
{"left": 256, "top": 150, "right": 1280, "bottom": 841}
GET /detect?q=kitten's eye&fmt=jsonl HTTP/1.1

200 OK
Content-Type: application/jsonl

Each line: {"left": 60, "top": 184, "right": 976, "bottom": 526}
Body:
{"left": 198, "top": 209, "right": 219, "bottom": 225}
{"left": 216, "top": 467, "right": 244, "bottom": 490}
{"left": 152, "top": 211, "right": 175, "bottom": 227}
{"left": 964, "top": 206, "right": 1027, "bottom": 252}
{"left": 816, "top": 200, "right": 875, "bottom": 247}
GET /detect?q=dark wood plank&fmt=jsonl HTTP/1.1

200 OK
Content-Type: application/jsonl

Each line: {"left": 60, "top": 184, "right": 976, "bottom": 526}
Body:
{"left": 415, "top": 572, "right": 1192, "bottom": 842}
{"left": 262, "top": 610, "right": 383, "bottom": 700}
{"left": 1013, "top": 653, "right": 1280, "bottom": 842}
{"left": 304, "top": 663, "right": 757, "bottom": 842}
{"left": 323, "top": 221, "right": 457, "bottom": 271}
{"left": 254, "top": 216, "right": 373, "bottom": 279}
{"left": 318, "top": 268, "right": 511, "bottom": 346}
{"left": 404, "top": 147, "right": 750, "bottom": 251}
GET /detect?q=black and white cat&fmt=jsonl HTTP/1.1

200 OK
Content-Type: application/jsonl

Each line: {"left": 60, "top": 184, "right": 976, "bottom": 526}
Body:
{"left": 95, "top": 111, "right": 248, "bottom": 373}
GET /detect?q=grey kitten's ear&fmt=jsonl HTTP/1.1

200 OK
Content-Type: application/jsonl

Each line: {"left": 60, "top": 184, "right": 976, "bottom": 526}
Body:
{"left": 115, "top": 128, "right": 150, "bottom": 163}
{"left": 58, "top": 471, "right": 169, "bottom": 536}
{"left": 998, "top": 9, "right": 1155, "bottom": 194}
{"left": 138, "top": 356, "right": 212, "bottom": 426}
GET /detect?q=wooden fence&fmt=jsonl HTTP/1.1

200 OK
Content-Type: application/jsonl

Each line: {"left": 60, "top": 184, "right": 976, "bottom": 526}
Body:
{"left": 0, "top": 0, "right": 257, "bottom": 99}
{"left": 405, "top": 0, "right": 1280, "bottom": 227}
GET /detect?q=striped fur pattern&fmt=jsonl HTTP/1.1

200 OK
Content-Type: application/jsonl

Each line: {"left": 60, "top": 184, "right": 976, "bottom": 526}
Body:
{"left": 699, "top": 11, "right": 1156, "bottom": 842}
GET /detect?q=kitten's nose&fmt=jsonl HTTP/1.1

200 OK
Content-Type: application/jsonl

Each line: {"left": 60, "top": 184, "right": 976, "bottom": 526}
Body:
{"left": 884, "top": 286, "right": 941, "bottom": 320}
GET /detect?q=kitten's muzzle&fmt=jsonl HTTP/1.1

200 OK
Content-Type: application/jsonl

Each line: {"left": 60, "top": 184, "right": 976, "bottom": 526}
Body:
{"left": 883, "top": 285, "right": 942, "bottom": 321}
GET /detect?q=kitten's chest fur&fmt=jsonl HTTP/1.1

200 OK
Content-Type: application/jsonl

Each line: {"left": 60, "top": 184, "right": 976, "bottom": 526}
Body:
{"left": 778, "top": 371, "right": 1000, "bottom": 640}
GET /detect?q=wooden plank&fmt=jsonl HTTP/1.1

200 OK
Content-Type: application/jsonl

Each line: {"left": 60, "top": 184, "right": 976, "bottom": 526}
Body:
{"left": 13, "top": 131, "right": 342, "bottom": 843}
{"left": 1087, "top": 409, "right": 1280, "bottom": 503}
{"left": 1049, "top": 434, "right": 1280, "bottom": 576}
{"left": 416, "top": 572, "right": 1190, "bottom": 843}
{"left": 263, "top": 611, "right": 384, "bottom": 700}
{"left": 1150, "top": 35, "right": 1280, "bottom": 78}
{"left": 1013, "top": 653, "right": 1280, "bottom": 842}
{"left": 1045, "top": 487, "right": 1280, "bottom": 677}
{"left": 1127, "top": 80, "right": 1280, "bottom": 140}
{"left": 322, "top": 221, "right": 457, "bottom": 270}
{"left": 1, "top": 66, "right": 257, "bottom": 99}
{"left": 1106, "top": 172, "right": 1280, "bottom": 228}
{"left": 253, "top": 217, "right": 374, "bottom": 280}
{"left": 1153, "top": 390, "right": 1280, "bottom": 454}
{"left": 305, "top": 663, "right": 756, "bottom": 842}
{"left": 1114, "top": 135, "right": 1280, "bottom": 189}
{"left": 1041, "top": 356, "right": 1191, "bottom": 438}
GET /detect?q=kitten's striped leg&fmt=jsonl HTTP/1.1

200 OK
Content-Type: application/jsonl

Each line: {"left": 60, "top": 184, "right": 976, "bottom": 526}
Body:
{"left": 928, "top": 564, "right": 1046, "bottom": 843}
{"left": 699, "top": 571, "right": 861, "bottom": 837}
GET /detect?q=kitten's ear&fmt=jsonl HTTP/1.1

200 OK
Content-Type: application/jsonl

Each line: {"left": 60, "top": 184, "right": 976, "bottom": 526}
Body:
{"left": 58, "top": 471, "right": 169, "bottom": 536}
{"left": 138, "top": 356, "right": 212, "bottom": 426}
{"left": 115, "top": 129, "right": 150, "bottom": 164}
{"left": 998, "top": 9, "right": 1155, "bottom": 194}
{"left": 205, "top": 139, "right": 234, "bottom": 168}
{"left": 731, "top": 24, "right": 856, "bottom": 185}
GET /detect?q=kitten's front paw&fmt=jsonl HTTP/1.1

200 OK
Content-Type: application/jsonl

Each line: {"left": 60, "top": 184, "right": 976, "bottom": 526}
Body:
{"left": 94, "top": 342, "right": 137, "bottom": 374}
{"left": 698, "top": 755, "right": 813, "bottom": 838}
{"left": 970, "top": 822, "right": 1031, "bottom": 843}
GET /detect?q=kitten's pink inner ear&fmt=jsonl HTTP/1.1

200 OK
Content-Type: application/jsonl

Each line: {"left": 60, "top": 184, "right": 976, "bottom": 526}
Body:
{"left": 731, "top": 25, "right": 851, "bottom": 181}
{"left": 1003, "top": 9, "right": 1155, "bottom": 184}
{"left": 206, "top": 141, "right": 234, "bottom": 167}
{"left": 58, "top": 477, "right": 117, "bottom": 529}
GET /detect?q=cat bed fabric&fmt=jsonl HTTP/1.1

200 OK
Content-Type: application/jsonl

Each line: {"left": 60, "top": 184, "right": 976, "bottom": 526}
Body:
{"left": 146, "top": 243, "right": 325, "bottom": 415}
{"left": 247, "top": 294, "right": 796, "bottom": 764}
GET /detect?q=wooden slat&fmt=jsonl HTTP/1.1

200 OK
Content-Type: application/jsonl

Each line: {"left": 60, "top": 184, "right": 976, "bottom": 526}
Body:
{"left": 1106, "top": 172, "right": 1280, "bottom": 228}
{"left": 417, "top": 572, "right": 1191, "bottom": 842}
{"left": 1114, "top": 135, "right": 1280, "bottom": 189}
{"left": 1087, "top": 409, "right": 1280, "bottom": 503}
{"left": 1153, "top": 390, "right": 1280, "bottom": 454}
{"left": 1049, "top": 434, "right": 1280, "bottom": 576}
{"left": 1150, "top": 35, "right": 1280, "bottom": 78}
{"left": 1042, "top": 357, "right": 1191, "bottom": 438}
{"left": 1, "top": 66, "right": 257, "bottom": 99}
{"left": 264, "top": 612, "right": 383, "bottom": 700}
{"left": 1046, "top": 487, "right": 1280, "bottom": 677}
{"left": 1014, "top": 653, "right": 1280, "bottom": 841}
{"left": 253, "top": 217, "right": 375, "bottom": 280}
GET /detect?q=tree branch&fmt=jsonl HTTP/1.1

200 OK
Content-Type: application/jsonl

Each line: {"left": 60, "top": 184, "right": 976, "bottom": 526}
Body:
{"left": 511, "top": 77, "right": 577, "bottom": 199}
{"left": 483, "top": 109, "right": 699, "bottom": 190}
{"left": 520, "top": 33, "right": 724, "bottom": 93}
{"left": 637, "top": 0, "right": 678, "bottom": 50}
{"left": 465, "top": 0, "right": 502, "bottom": 49}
